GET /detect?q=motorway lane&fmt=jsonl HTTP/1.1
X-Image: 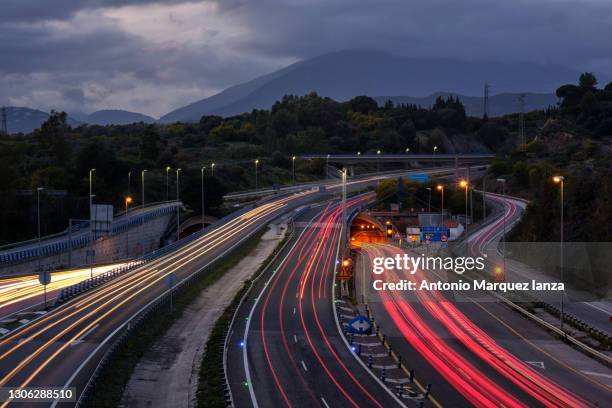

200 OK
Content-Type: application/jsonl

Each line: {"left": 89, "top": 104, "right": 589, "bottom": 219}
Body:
{"left": 228, "top": 196, "right": 403, "bottom": 408}
{"left": 0, "top": 263, "right": 128, "bottom": 320}
{"left": 0, "top": 167, "right": 459, "bottom": 407}
{"left": 359, "top": 243, "right": 609, "bottom": 407}
{"left": 470, "top": 193, "right": 612, "bottom": 335}
{"left": 0, "top": 194, "right": 313, "bottom": 407}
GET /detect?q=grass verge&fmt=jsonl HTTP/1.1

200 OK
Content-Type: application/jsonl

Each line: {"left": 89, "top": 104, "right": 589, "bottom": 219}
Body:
{"left": 87, "top": 226, "right": 269, "bottom": 408}
{"left": 196, "top": 225, "right": 292, "bottom": 408}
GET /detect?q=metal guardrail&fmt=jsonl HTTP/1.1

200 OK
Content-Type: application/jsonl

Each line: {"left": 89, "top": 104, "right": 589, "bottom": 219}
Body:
{"left": 74, "top": 204, "right": 265, "bottom": 407}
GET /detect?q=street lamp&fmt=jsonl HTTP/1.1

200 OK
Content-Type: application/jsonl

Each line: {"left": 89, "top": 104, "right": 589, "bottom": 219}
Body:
{"left": 326, "top": 154, "right": 330, "bottom": 180}
{"left": 211, "top": 162, "right": 215, "bottom": 177}
{"left": 36, "top": 187, "right": 44, "bottom": 272}
{"left": 255, "top": 159, "right": 259, "bottom": 189}
{"left": 553, "top": 175, "right": 565, "bottom": 333}
{"left": 426, "top": 187, "right": 431, "bottom": 212}
{"left": 433, "top": 145, "right": 438, "bottom": 155}
{"left": 201, "top": 166, "right": 206, "bottom": 228}
{"left": 89, "top": 168, "right": 96, "bottom": 278}
{"left": 292, "top": 156, "right": 296, "bottom": 184}
{"left": 459, "top": 179, "right": 469, "bottom": 236}
{"left": 141, "top": 169, "right": 148, "bottom": 209}
{"left": 128, "top": 171, "right": 132, "bottom": 197}
{"left": 376, "top": 149, "right": 382, "bottom": 180}
{"left": 405, "top": 147, "right": 410, "bottom": 153}
{"left": 176, "top": 168, "right": 181, "bottom": 241}
{"left": 437, "top": 185, "right": 444, "bottom": 226}
{"left": 165, "top": 166, "right": 171, "bottom": 201}
{"left": 341, "top": 168, "right": 347, "bottom": 249}
{"left": 497, "top": 178, "right": 507, "bottom": 282}
{"left": 125, "top": 196, "right": 132, "bottom": 258}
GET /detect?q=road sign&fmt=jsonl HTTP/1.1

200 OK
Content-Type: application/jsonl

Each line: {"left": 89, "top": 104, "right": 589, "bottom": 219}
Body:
{"left": 408, "top": 174, "right": 429, "bottom": 183}
{"left": 38, "top": 271, "right": 51, "bottom": 286}
{"left": 337, "top": 267, "right": 351, "bottom": 281}
{"left": 441, "top": 234, "right": 448, "bottom": 242}
{"left": 347, "top": 315, "right": 373, "bottom": 334}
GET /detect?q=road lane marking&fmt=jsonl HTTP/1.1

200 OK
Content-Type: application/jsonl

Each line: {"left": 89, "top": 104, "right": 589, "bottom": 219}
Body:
{"left": 293, "top": 334, "right": 298, "bottom": 343}
{"left": 71, "top": 324, "right": 99, "bottom": 346}
{"left": 301, "top": 360, "right": 308, "bottom": 372}
{"left": 321, "top": 397, "right": 330, "bottom": 408}
{"left": 581, "top": 370, "right": 612, "bottom": 380}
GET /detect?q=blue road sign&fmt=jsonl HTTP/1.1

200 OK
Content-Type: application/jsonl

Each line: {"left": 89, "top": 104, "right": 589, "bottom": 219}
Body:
{"left": 421, "top": 226, "right": 450, "bottom": 242}
{"left": 408, "top": 174, "right": 429, "bottom": 183}
{"left": 38, "top": 271, "right": 51, "bottom": 286}
{"left": 347, "top": 315, "right": 373, "bottom": 334}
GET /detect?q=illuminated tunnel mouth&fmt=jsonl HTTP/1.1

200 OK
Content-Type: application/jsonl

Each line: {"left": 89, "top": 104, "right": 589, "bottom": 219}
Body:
{"left": 350, "top": 214, "right": 387, "bottom": 246}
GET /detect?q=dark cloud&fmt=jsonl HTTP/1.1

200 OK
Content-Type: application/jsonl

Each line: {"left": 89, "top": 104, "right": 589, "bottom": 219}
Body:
{"left": 0, "top": 0, "right": 610, "bottom": 116}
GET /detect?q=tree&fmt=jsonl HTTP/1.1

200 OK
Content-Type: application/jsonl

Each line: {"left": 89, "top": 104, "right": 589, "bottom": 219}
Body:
{"left": 139, "top": 126, "right": 161, "bottom": 163}
{"left": 36, "top": 110, "right": 72, "bottom": 166}
{"left": 347, "top": 96, "right": 378, "bottom": 114}
{"left": 578, "top": 72, "right": 598, "bottom": 91}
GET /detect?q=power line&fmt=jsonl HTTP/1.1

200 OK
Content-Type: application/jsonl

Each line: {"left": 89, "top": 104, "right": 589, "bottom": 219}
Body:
{"left": 483, "top": 82, "right": 490, "bottom": 119}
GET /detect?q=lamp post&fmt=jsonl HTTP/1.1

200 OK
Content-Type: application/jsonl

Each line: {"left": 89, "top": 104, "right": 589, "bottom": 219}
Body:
{"left": 255, "top": 159, "right": 259, "bottom": 189}
{"left": 141, "top": 169, "right": 147, "bottom": 209}
{"left": 292, "top": 156, "right": 296, "bottom": 184}
{"left": 165, "top": 166, "right": 171, "bottom": 201}
{"left": 211, "top": 162, "right": 215, "bottom": 177}
{"left": 128, "top": 171, "right": 132, "bottom": 197}
{"left": 176, "top": 168, "right": 181, "bottom": 241}
{"left": 437, "top": 185, "right": 444, "bottom": 226}
{"left": 341, "top": 168, "right": 347, "bottom": 249}
{"left": 497, "top": 178, "right": 507, "bottom": 282}
{"left": 201, "top": 166, "right": 206, "bottom": 228}
{"left": 89, "top": 168, "right": 96, "bottom": 278}
{"left": 326, "top": 154, "right": 330, "bottom": 180}
{"left": 405, "top": 147, "right": 410, "bottom": 154}
{"left": 433, "top": 145, "right": 438, "bottom": 155}
{"left": 460, "top": 179, "right": 469, "bottom": 236}
{"left": 140, "top": 169, "right": 147, "bottom": 255}
{"left": 37, "top": 187, "right": 44, "bottom": 272}
{"left": 357, "top": 151, "right": 361, "bottom": 156}
{"left": 553, "top": 175, "right": 565, "bottom": 333}
{"left": 125, "top": 196, "right": 132, "bottom": 258}
{"left": 426, "top": 187, "right": 431, "bottom": 212}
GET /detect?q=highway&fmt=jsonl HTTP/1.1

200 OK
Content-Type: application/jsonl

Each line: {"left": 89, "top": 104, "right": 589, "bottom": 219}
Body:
{"left": 354, "top": 193, "right": 611, "bottom": 407}
{"left": 227, "top": 195, "right": 405, "bottom": 408}
{"left": 470, "top": 193, "right": 612, "bottom": 335}
{"left": 0, "top": 263, "right": 127, "bottom": 320}
{"left": 0, "top": 193, "right": 313, "bottom": 407}
{"left": 0, "top": 168, "right": 456, "bottom": 407}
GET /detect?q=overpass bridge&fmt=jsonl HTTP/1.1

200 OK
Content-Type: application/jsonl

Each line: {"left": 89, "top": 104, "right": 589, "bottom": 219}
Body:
{"left": 301, "top": 153, "right": 495, "bottom": 164}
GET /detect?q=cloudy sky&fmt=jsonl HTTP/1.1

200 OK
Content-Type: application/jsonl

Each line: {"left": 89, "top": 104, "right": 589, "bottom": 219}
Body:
{"left": 1, "top": 0, "right": 611, "bottom": 117}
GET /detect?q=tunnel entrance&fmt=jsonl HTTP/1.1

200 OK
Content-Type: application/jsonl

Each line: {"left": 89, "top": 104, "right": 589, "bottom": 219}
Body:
{"left": 349, "top": 213, "right": 386, "bottom": 248}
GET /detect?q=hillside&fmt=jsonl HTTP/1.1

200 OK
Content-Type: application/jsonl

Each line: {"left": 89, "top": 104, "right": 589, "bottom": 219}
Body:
{"left": 159, "top": 50, "right": 579, "bottom": 122}
{"left": 81, "top": 110, "right": 155, "bottom": 125}
{"left": 1, "top": 107, "right": 82, "bottom": 134}
{"left": 375, "top": 92, "right": 559, "bottom": 117}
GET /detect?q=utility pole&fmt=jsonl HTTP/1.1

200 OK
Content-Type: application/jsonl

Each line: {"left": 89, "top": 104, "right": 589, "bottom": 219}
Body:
{"left": 341, "top": 168, "right": 347, "bottom": 250}
{"left": 201, "top": 166, "right": 206, "bottom": 229}
{"left": 483, "top": 82, "right": 490, "bottom": 119}
{"left": 482, "top": 178, "right": 486, "bottom": 220}
{"left": 165, "top": 166, "right": 171, "bottom": 201}
{"left": 176, "top": 168, "right": 181, "bottom": 241}
{"left": 89, "top": 169, "right": 96, "bottom": 278}
{"left": 37, "top": 187, "right": 44, "bottom": 272}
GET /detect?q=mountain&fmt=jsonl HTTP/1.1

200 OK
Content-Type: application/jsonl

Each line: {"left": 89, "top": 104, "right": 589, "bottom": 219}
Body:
{"left": 1, "top": 107, "right": 83, "bottom": 134}
{"left": 159, "top": 50, "right": 580, "bottom": 122}
{"left": 79, "top": 110, "right": 155, "bottom": 125}
{"left": 374, "top": 92, "right": 559, "bottom": 117}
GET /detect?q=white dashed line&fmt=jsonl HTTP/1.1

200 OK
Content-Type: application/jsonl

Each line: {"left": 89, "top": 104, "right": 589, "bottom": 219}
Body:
{"left": 301, "top": 360, "right": 308, "bottom": 371}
